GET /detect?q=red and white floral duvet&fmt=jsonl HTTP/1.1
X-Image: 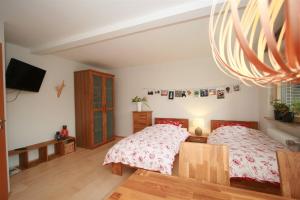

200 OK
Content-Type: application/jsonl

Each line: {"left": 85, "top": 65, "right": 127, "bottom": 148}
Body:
{"left": 103, "top": 124, "right": 189, "bottom": 175}
{"left": 208, "top": 126, "right": 286, "bottom": 183}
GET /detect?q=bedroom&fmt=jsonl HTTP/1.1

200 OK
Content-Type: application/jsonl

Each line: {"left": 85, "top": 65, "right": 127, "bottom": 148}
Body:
{"left": 0, "top": 0, "right": 299, "bottom": 200}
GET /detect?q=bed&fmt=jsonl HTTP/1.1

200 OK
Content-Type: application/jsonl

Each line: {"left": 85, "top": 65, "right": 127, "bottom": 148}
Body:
{"left": 209, "top": 120, "right": 286, "bottom": 194}
{"left": 103, "top": 118, "right": 189, "bottom": 176}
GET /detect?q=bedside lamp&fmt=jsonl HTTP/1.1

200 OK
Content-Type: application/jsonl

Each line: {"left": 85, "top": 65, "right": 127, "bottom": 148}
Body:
{"left": 193, "top": 118, "right": 204, "bottom": 136}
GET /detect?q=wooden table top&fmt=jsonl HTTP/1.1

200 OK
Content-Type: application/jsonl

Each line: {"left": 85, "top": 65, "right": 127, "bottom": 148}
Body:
{"left": 106, "top": 169, "right": 292, "bottom": 200}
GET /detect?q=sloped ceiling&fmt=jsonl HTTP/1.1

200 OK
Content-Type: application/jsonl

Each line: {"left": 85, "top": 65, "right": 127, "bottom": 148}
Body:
{"left": 0, "top": 0, "right": 217, "bottom": 68}
{"left": 55, "top": 17, "right": 211, "bottom": 68}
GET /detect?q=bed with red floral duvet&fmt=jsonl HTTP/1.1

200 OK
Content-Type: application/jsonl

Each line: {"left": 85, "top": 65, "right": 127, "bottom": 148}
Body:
{"left": 208, "top": 120, "right": 286, "bottom": 194}
{"left": 103, "top": 118, "right": 189, "bottom": 176}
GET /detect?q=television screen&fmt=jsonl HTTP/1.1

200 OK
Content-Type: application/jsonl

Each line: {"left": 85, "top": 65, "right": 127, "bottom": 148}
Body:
{"left": 6, "top": 58, "right": 46, "bottom": 92}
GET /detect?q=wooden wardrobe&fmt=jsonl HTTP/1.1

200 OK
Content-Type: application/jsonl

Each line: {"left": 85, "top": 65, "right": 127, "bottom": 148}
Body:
{"left": 74, "top": 69, "right": 114, "bottom": 149}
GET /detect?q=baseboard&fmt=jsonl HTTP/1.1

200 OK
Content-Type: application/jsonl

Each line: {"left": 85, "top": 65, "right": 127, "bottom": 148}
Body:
{"left": 115, "top": 135, "right": 126, "bottom": 139}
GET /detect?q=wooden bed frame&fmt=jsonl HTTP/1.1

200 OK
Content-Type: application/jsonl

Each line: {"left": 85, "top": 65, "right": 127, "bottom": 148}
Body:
{"left": 111, "top": 117, "right": 189, "bottom": 176}
{"left": 210, "top": 120, "right": 280, "bottom": 195}
{"left": 211, "top": 120, "right": 259, "bottom": 131}
{"left": 110, "top": 119, "right": 280, "bottom": 194}
{"left": 155, "top": 118, "right": 189, "bottom": 131}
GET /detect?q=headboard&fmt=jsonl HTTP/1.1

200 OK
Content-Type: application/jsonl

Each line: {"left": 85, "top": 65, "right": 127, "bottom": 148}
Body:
{"left": 155, "top": 118, "right": 189, "bottom": 131}
{"left": 211, "top": 120, "right": 259, "bottom": 131}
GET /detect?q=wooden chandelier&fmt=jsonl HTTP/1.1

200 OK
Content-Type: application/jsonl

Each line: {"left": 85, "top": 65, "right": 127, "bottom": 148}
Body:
{"left": 209, "top": 0, "right": 300, "bottom": 86}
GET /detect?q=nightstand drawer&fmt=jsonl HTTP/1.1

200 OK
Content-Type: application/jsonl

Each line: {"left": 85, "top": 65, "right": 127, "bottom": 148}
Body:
{"left": 133, "top": 114, "right": 148, "bottom": 121}
{"left": 132, "top": 111, "right": 152, "bottom": 133}
{"left": 134, "top": 119, "right": 148, "bottom": 125}
{"left": 134, "top": 127, "right": 145, "bottom": 133}
{"left": 135, "top": 113, "right": 147, "bottom": 119}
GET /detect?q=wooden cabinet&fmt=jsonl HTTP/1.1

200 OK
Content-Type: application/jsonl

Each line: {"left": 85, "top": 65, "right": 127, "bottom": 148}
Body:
{"left": 132, "top": 111, "right": 152, "bottom": 133}
{"left": 74, "top": 70, "right": 114, "bottom": 148}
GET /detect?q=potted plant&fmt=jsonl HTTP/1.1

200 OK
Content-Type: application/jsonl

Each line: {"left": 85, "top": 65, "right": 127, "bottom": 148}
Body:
{"left": 131, "top": 96, "right": 150, "bottom": 112}
{"left": 292, "top": 100, "right": 300, "bottom": 123}
{"left": 281, "top": 109, "right": 294, "bottom": 123}
{"left": 271, "top": 99, "right": 289, "bottom": 120}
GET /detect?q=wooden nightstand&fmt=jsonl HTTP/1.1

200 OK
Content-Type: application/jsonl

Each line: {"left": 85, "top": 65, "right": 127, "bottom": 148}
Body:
{"left": 132, "top": 111, "right": 152, "bottom": 133}
{"left": 186, "top": 135, "right": 208, "bottom": 143}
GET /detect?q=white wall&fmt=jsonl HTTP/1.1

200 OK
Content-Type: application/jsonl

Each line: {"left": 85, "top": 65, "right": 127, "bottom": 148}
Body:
{"left": 5, "top": 43, "right": 108, "bottom": 167}
{"left": 258, "top": 87, "right": 274, "bottom": 133}
{"left": 0, "top": 23, "right": 4, "bottom": 42}
{"left": 112, "top": 58, "right": 260, "bottom": 136}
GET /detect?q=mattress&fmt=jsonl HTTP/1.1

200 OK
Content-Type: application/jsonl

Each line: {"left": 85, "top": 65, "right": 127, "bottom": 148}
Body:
{"left": 208, "top": 126, "right": 286, "bottom": 183}
{"left": 103, "top": 124, "right": 189, "bottom": 175}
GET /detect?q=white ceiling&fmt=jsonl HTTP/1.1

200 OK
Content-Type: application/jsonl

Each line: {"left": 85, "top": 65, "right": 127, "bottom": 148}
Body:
{"left": 0, "top": 0, "right": 217, "bottom": 68}
{"left": 55, "top": 17, "right": 211, "bottom": 68}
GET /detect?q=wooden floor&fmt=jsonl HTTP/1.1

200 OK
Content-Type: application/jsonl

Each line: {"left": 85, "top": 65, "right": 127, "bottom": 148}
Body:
{"left": 8, "top": 139, "right": 279, "bottom": 200}
{"left": 8, "top": 139, "right": 136, "bottom": 200}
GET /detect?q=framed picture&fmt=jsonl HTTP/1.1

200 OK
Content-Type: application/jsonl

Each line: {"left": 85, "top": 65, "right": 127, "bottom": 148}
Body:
{"left": 194, "top": 90, "right": 200, "bottom": 97}
{"left": 181, "top": 91, "right": 187, "bottom": 97}
{"left": 148, "top": 91, "right": 154, "bottom": 95}
{"left": 200, "top": 89, "right": 208, "bottom": 97}
{"left": 226, "top": 87, "right": 230, "bottom": 93}
{"left": 161, "top": 90, "right": 168, "bottom": 96}
{"left": 233, "top": 84, "right": 240, "bottom": 91}
{"left": 168, "top": 91, "right": 174, "bottom": 100}
{"left": 208, "top": 89, "right": 216, "bottom": 96}
{"left": 175, "top": 90, "right": 182, "bottom": 97}
{"left": 217, "top": 89, "right": 225, "bottom": 99}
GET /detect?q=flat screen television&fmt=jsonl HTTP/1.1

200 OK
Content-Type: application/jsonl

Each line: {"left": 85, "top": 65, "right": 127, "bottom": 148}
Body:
{"left": 6, "top": 58, "right": 46, "bottom": 92}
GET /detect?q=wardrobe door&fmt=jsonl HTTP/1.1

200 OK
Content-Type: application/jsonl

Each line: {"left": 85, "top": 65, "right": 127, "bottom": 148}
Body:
{"left": 105, "top": 77, "right": 114, "bottom": 141}
{"left": 93, "top": 111, "right": 103, "bottom": 144}
{"left": 92, "top": 74, "right": 104, "bottom": 145}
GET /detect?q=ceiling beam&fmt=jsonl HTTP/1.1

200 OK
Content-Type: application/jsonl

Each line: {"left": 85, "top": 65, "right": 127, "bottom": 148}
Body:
{"left": 31, "top": 1, "right": 220, "bottom": 55}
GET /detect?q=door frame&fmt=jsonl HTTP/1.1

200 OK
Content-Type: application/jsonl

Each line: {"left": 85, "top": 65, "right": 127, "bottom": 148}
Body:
{"left": 0, "top": 42, "right": 8, "bottom": 200}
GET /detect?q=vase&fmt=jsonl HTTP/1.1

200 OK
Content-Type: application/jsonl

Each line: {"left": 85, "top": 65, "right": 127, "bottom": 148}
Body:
{"left": 280, "top": 112, "right": 294, "bottom": 123}
{"left": 274, "top": 110, "right": 282, "bottom": 120}
{"left": 137, "top": 102, "right": 142, "bottom": 112}
{"left": 294, "top": 115, "right": 300, "bottom": 123}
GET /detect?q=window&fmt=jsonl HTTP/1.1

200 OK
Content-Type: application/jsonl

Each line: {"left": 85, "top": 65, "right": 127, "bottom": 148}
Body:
{"left": 281, "top": 82, "right": 300, "bottom": 105}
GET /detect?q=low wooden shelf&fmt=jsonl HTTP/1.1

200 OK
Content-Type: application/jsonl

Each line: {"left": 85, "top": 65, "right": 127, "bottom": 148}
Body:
{"left": 8, "top": 136, "right": 76, "bottom": 170}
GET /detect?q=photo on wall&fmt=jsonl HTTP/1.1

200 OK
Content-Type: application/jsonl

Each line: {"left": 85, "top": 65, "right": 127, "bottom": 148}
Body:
{"left": 181, "top": 91, "right": 187, "bottom": 97}
{"left": 168, "top": 91, "right": 174, "bottom": 100}
{"left": 161, "top": 90, "right": 168, "bottom": 96}
{"left": 233, "top": 84, "right": 240, "bottom": 91}
{"left": 148, "top": 90, "right": 154, "bottom": 95}
{"left": 226, "top": 87, "right": 230, "bottom": 93}
{"left": 194, "top": 90, "right": 200, "bottom": 97}
{"left": 217, "top": 89, "right": 225, "bottom": 99}
{"left": 200, "top": 89, "right": 208, "bottom": 97}
{"left": 208, "top": 89, "right": 216, "bottom": 96}
{"left": 175, "top": 90, "right": 182, "bottom": 97}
